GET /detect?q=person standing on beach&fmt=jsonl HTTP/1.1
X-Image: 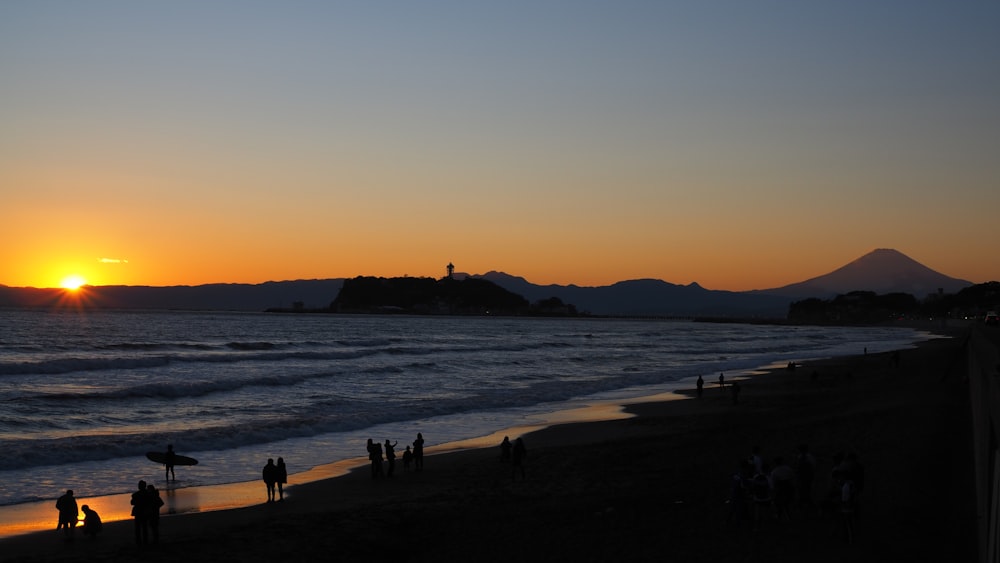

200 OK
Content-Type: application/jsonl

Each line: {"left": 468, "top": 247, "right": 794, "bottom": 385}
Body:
{"left": 500, "top": 435, "right": 512, "bottom": 461}
{"left": 402, "top": 445, "right": 413, "bottom": 471}
{"left": 55, "top": 489, "right": 78, "bottom": 540}
{"left": 276, "top": 457, "right": 287, "bottom": 501}
{"left": 146, "top": 485, "right": 164, "bottom": 543}
{"left": 164, "top": 444, "right": 176, "bottom": 482}
{"left": 718, "top": 372, "right": 725, "bottom": 389}
{"left": 511, "top": 437, "right": 527, "bottom": 481}
{"left": 131, "top": 480, "right": 150, "bottom": 545}
{"left": 384, "top": 440, "right": 398, "bottom": 477}
{"left": 262, "top": 458, "right": 278, "bottom": 502}
{"left": 413, "top": 432, "right": 425, "bottom": 471}
{"left": 696, "top": 375, "right": 704, "bottom": 398}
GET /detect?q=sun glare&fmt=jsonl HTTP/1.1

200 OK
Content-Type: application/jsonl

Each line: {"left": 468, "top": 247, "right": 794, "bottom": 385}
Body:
{"left": 60, "top": 275, "right": 87, "bottom": 290}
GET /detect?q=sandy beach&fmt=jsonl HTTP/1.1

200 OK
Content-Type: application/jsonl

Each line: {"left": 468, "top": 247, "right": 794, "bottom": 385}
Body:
{"left": 1, "top": 330, "right": 977, "bottom": 562}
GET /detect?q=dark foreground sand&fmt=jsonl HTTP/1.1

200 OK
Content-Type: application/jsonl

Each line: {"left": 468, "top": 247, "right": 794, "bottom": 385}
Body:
{"left": 1, "top": 332, "right": 977, "bottom": 563}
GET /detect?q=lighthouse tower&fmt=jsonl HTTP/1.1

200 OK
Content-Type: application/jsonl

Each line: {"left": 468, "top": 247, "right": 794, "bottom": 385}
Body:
{"left": 446, "top": 262, "right": 455, "bottom": 279}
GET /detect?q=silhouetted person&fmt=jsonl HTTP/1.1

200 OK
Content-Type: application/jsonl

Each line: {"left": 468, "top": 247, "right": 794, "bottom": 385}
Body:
{"left": 384, "top": 440, "right": 397, "bottom": 477}
{"left": 402, "top": 445, "right": 413, "bottom": 471}
{"left": 131, "top": 480, "right": 150, "bottom": 545}
{"left": 164, "top": 444, "right": 176, "bottom": 482}
{"left": 749, "top": 446, "right": 764, "bottom": 475}
{"left": 511, "top": 437, "right": 527, "bottom": 481}
{"left": 499, "top": 435, "right": 512, "bottom": 462}
{"left": 276, "top": 457, "right": 287, "bottom": 501}
{"left": 55, "top": 489, "right": 78, "bottom": 540}
{"left": 81, "top": 504, "right": 102, "bottom": 539}
{"left": 146, "top": 485, "right": 164, "bottom": 543}
{"left": 727, "top": 461, "right": 752, "bottom": 527}
{"left": 413, "top": 432, "right": 425, "bottom": 471}
{"left": 750, "top": 470, "right": 772, "bottom": 529}
{"left": 832, "top": 469, "right": 857, "bottom": 543}
{"left": 770, "top": 457, "right": 795, "bottom": 520}
{"left": 263, "top": 458, "right": 278, "bottom": 502}
{"left": 696, "top": 375, "right": 704, "bottom": 398}
{"left": 718, "top": 372, "right": 725, "bottom": 389}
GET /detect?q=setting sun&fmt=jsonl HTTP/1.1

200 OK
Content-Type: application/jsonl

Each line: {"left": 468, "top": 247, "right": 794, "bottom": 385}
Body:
{"left": 60, "top": 275, "right": 87, "bottom": 290}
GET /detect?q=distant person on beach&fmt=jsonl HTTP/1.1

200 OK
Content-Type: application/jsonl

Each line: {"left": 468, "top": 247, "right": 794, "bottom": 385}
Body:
{"left": 402, "top": 445, "right": 413, "bottom": 471}
{"left": 164, "top": 444, "right": 176, "bottom": 482}
{"left": 511, "top": 437, "right": 527, "bottom": 481}
{"left": 55, "top": 489, "right": 78, "bottom": 540}
{"left": 413, "top": 433, "right": 425, "bottom": 471}
{"left": 276, "top": 457, "right": 287, "bottom": 500}
{"left": 500, "top": 435, "right": 512, "bottom": 461}
{"left": 718, "top": 373, "right": 725, "bottom": 389}
{"left": 131, "top": 480, "right": 150, "bottom": 545}
{"left": 696, "top": 375, "right": 704, "bottom": 398}
{"left": 263, "top": 458, "right": 278, "bottom": 502}
{"left": 146, "top": 485, "right": 164, "bottom": 543}
{"left": 384, "top": 440, "right": 398, "bottom": 477}
{"left": 81, "top": 504, "right": 102, "bottom": 539}
{"left": 367, "top": 439, "right": 384, "bottom": 478}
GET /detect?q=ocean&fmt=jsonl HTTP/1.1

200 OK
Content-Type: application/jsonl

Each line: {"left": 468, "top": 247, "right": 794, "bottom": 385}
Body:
{"left": 0, "top": 309, "right": 926, "bottom": 511}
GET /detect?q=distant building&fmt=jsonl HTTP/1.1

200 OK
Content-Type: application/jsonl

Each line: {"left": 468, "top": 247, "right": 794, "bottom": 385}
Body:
{"left": 446, "top": 262, "right": 454, "bottom": 279}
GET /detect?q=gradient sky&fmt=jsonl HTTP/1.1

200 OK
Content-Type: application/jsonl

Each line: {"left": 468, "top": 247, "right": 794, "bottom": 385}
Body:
{"left": 3, "top": 1, "right": 998, "bottom": 291}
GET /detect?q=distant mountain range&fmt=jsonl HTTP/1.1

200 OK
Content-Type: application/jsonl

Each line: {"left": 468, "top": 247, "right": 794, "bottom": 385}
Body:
{"left": 0, "top": 249, "right": 977, "bottom": 317}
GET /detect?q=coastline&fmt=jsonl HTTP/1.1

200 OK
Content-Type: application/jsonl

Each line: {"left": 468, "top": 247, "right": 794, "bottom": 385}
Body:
{"left": 0, "top": 330, "right": 977, "bottom": 562}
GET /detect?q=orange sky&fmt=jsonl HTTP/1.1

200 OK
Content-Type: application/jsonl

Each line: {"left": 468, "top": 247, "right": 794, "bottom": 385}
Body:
{"left": 2, "top": 2, "right": 998, "bottom": 292}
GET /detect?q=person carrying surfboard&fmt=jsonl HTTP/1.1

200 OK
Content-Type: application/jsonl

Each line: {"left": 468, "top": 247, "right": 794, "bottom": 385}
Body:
{"left": 164, "top": 445, "right": 176, "bottom": 481}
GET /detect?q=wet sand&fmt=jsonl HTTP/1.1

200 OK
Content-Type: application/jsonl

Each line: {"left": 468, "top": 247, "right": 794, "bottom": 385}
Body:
{"left": 0, "top": 332, "right": 977, "bottom": 562}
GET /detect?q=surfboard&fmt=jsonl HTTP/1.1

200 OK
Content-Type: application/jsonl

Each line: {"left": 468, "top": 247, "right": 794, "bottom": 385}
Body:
{"left": 146, "top": 451, "right": 198, "bottom": 466}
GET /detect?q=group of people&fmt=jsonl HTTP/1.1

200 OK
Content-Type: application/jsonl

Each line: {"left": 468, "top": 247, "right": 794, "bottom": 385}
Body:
{"left": 54, "top": 489, "right": 102, "bottom": 541}
{"left": 366, "top": 432, "right": 425, "bottom": 479}
{"left": 727, "top": 444, "right": 865, "bottom": 542}
{"left": 130, "top": 479, "right": 165, "bottom": 545}
{"left": 695, "top": 372, "right": 741, "bottom": 404}
{"left": 498, "top": 435, "right": 527, "bottom": 481}
{"left": 261, "top": 457, "right": 288, "bottom": 502}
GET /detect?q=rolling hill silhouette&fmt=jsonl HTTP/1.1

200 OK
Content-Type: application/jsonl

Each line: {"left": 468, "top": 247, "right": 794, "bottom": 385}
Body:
{"left": 0, "top": 249, "right": 975, "bottom": 316}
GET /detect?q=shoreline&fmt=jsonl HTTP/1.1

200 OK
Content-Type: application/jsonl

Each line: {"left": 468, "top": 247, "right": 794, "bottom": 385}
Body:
{"left": 0, "top": 330, "right": 977, "bottom": 562}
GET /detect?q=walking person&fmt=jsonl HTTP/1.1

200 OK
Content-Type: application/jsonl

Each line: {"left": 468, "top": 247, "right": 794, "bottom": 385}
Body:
{"left": 276, "top": 457, "right": 287, "bottom": 501}
{"left": 262, "top": 458, "right": 278, "bottom": 502}
{"left": 696, "top": 375, "right": 704, "bottom": 398}
{"left": 55, "top": 489, "right": 78, "bottom": 541}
